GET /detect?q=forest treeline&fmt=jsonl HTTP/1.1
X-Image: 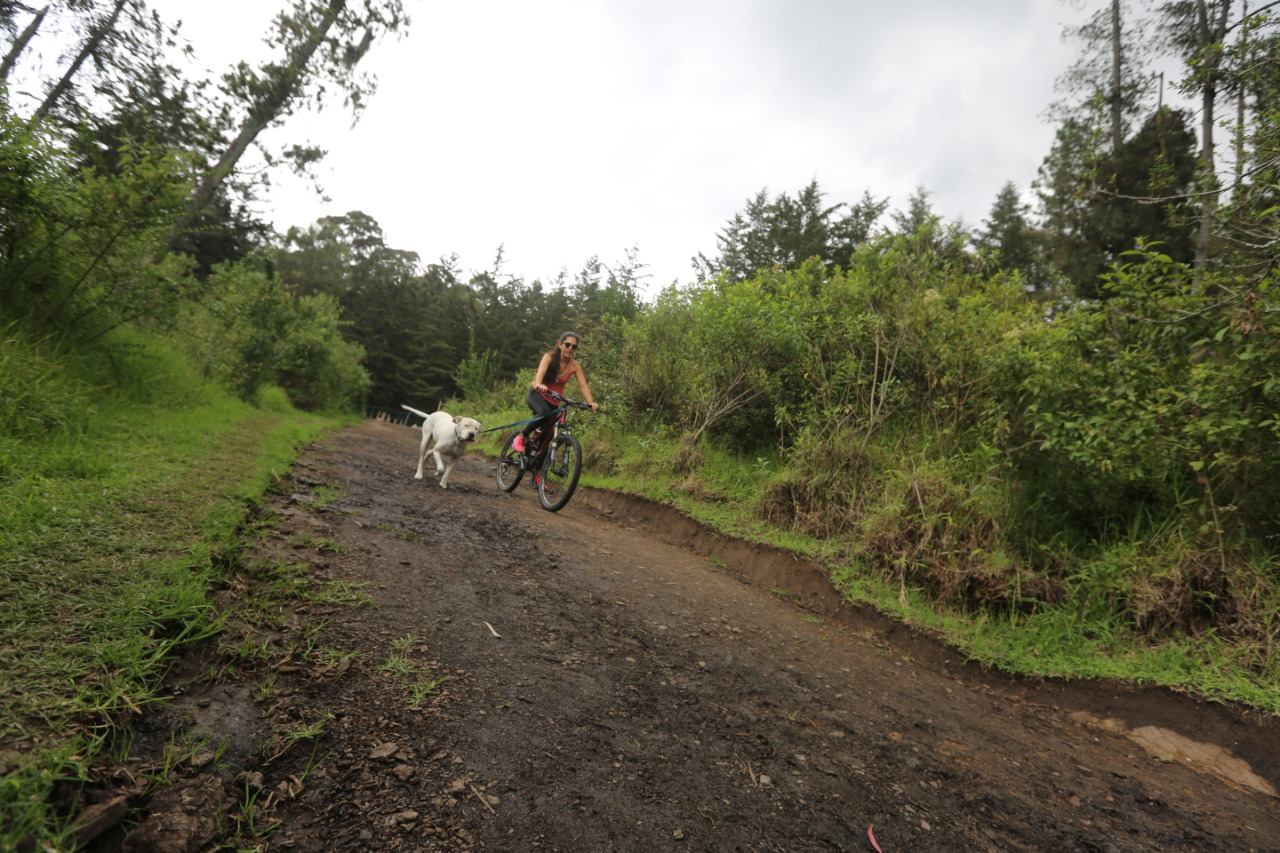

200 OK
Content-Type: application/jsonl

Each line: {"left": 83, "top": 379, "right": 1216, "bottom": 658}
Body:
{"left": 3, "top": 1, "right": 1279, "bottom": 682}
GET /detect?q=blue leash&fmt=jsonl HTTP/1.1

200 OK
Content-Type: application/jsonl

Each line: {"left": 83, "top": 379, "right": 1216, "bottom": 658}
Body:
{"left": 479, "top": 415, "right": 544, "bottom": 434}
{"left": 480, "top": 394, "right": 584, "bottom": 434}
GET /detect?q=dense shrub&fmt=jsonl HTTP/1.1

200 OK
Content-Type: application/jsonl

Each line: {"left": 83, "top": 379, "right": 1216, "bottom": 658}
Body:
{"left": 0, "top": 108, "right": 194, "bottom": 341}
{"left": 167, "top": 261, "right": 370, "bottom": 412}
{"left": 1016, "top": 250, "right": 1280, "bottom": 542}
{"left": 592, "top": 229, "right": 1279, "bottom": 649}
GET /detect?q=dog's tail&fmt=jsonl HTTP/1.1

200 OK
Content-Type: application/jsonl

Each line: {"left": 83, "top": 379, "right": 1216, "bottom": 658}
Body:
{"left": 401, "top": 404, "right": 433, "bottom": 421}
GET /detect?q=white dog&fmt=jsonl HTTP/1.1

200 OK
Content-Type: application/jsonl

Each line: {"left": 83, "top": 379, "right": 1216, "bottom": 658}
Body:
{"left": 401, "top": 406, "right": 483, "bottom": 489}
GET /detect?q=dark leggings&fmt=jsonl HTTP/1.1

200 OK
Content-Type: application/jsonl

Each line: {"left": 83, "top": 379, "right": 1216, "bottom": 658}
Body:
{"left": 522, "top": 389, "right": 557, "bottom": 439}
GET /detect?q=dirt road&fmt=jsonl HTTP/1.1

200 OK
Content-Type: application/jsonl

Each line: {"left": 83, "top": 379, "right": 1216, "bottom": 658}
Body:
{"left": 131, "top": 418, "right": 1280, "bottom": 852}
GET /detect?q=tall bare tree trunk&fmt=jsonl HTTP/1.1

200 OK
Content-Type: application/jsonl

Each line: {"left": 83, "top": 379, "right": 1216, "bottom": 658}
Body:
{"left": 166, "top": 0, "right": 346, "bottom": 254}
{"left": 31, "top": 0, "right": 129, "bottom": 122}
{"left": 1234, "top": 0, "right": 1248, "bottom": 194}
{"left": 0, "top": 5, "right": 49, "bottom": 83}
{"left": 1192, "top": 0, "right": 1232, "bottom": 268}
{"left": 1110, "top": 0, "right": 1124, "bottom": 151}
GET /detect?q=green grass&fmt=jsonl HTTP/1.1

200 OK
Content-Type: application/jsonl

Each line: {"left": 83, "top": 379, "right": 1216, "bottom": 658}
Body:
{"left": 378, "top": 635, "right": 449, "bottom": 708}
{"left": 0, "top": 326, "right": 341, "bottom": 851}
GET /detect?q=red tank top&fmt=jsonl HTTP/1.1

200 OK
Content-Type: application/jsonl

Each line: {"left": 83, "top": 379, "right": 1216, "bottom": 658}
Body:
{"left": 544, "top": 368, "right": 572, "bottom": 398}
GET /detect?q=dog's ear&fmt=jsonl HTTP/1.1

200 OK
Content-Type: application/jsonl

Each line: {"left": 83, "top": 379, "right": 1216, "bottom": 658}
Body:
{"left": 453, "top": 416, "right": 462, "bottom": 424}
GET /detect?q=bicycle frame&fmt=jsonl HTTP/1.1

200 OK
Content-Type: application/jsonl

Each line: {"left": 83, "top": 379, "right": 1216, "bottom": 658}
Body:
{"left": 496, "top": 391, "right": 591, "bottom": 511}
{"left": 527, "top": 404, "right": 570, "bottom": 462}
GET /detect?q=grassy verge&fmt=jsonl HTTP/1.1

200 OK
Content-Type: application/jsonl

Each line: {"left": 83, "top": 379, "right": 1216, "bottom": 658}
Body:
{"left": 0, "top": 326, "right": 343, "bottom": 850}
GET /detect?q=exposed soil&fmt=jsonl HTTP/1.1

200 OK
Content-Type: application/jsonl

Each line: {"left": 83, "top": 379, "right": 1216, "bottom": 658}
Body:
{"left": 112, "top": 418, "right": 1280, "bottom": 852}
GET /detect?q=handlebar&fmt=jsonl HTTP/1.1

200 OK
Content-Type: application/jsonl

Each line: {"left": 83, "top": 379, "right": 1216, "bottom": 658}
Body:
{"left": 546, "top": 391, "right": 597, "bottom": 411}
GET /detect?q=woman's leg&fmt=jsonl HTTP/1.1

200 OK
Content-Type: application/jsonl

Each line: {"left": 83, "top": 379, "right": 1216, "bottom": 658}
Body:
{"left": 522, "top": 389, "right": 556, "bottom": 438}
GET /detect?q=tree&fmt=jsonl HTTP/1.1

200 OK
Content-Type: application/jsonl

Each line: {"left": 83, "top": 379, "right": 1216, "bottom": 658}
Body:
{"left": 1154, "top": 0, "right": 1234, "bottom": 266}
{"left": 1155, "top": 0, "right": 1280, "bottom": 278}
{"left": 1215, "top": 4, "right": 1280, "bottom": 279}
{"left": 276, "top": 211, "right": 465, "bottom": 407}
{"left": 1036, "top": 105, "right": 1198, "bottom": 298}
{"left": 0, "top": 100, "right": 196, "bottom": 339}
{"left": 168, "top": 0, "right": 408, "bottom": 254}
{"left": 889, "top": 185, "right": 970, "bottom": 266}
{"left": 31, "top": 0, "right": 132, "bottom": 123}
{"left": 1, "top": 2, "right": 278, "bottom": 275}
{"left": 694, "top": 180, "right": 887, "bottom": 283}
{"left": 568, "top": 248, "right": 645, "bottom": 325}
{"left": 1036, "top": 116, "right": 1110, "bottom": 296}
{"left": 891, "top": 184, "right": 938, "bottom": 235}
{"left": 829, "top": 190, "right": 891, "bottom": 261}
{"left": 277, "top": 215, "right": 618, "bottom": 407}
{"left": 1106, "top": 105, "right": 1199, "bottom": 262}
{"left": 0, "top": 4, "right": 48, "bottom": 84}
{"left": 601, "top": 246, "right": 648, "bottom": 321}
{"left": 166, "top": 258, "right": 370, "bottom": 410}
{"left": 1050, "top": 0, "right": 1154, "bottom": 151}
{"left": 0, "top": 1, "right": 167, "bottom": 128}
{"left": 976, "top": 182, "right": 1045, "bottom": 287}
{"left": 694, "top": 187, "right": 789, "bottom": 283}
{"left": 1051, "top": 1, "right": 1280, "bottom": 273}
{"left": 465, "top": 261, "right": 574, "bottom": 383}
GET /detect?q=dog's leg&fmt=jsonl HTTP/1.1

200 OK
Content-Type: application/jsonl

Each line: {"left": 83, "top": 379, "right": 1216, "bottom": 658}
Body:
{"left": 433, "top": 450, "right": 451, "bottom": 488}
{"left": 414, "top": 432, "right": 434, "bottom": 479}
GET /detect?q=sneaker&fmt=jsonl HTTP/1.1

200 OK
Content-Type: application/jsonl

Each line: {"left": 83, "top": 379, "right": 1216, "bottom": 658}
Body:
{"left": 512, "top": 434, "right": 525, "bottom": 453}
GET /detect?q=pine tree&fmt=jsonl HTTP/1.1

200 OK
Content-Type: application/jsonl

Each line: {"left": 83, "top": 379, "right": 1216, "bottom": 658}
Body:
{"left": 695, "top": 180, "right": 887, "bottom": 283}
{"left": 977, "top": 182, "right": 1043, "bottom": 287}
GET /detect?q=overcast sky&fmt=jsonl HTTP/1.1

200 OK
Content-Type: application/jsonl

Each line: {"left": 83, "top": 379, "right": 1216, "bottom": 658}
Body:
{"left": 148, "top": 0, "right": 1101, "bottom": 293}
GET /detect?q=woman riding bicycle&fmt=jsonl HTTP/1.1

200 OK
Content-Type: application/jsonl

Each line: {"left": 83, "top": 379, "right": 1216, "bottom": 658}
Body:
{"left": 514, "top": 331, "right": 599, "bottom": 455}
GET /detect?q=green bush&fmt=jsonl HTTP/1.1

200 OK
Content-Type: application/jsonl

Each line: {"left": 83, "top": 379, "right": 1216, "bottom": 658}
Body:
{"left": 0, "top": 107, "right": 194, "bottom": 341}
{"left": 1016, "top": 250, "right": 1280, "bottom": 542}
{"left": 454, "top": 348, "right": 499, "bottom": 401}
{"left": 167, "top": 260, "right": 371, "bottom": 412}
{"left": 254, "top": 384, "right": 294, "bottom": 413}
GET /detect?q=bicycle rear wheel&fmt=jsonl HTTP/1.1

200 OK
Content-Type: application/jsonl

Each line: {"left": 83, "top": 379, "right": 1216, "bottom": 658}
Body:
{"left": 496, "top": 432, "right": 525, "bottom": 493}
{"left": 537, "top": 434, "right": 582, "bottom": 512}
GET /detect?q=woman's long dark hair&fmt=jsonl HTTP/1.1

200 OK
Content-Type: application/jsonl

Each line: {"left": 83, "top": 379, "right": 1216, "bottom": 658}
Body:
{"left": 544, "top": 331, "right": 580, "bottom": 383}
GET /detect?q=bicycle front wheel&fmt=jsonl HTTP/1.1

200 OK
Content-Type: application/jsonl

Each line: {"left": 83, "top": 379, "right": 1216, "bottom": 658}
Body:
{"left": 496, "top": 432, "right": 525, "bottom": 493}
{"left": 537, "top": 434, "right": 582, "bottom": 512}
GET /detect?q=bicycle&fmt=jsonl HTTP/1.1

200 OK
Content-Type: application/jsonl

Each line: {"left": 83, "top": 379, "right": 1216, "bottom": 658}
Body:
{"left": 495, "top": 391, "right": 594, "bottom": 512}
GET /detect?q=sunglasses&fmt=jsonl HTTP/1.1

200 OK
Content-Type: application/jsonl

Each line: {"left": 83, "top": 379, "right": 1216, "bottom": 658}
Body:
{"left": 561, "top": 341, "right": 578, "bottom": 350}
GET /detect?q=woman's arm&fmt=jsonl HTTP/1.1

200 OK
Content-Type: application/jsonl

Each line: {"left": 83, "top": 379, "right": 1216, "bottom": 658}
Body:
{"left": 572, "top": 361, "right": 599, "bottom": 410}
{"left": 531, "top": 353, "right": 553, "bottom": 392}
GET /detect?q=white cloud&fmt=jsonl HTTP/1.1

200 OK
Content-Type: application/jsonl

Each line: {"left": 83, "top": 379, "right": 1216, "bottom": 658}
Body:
{"left": 148, "top": 0, "right": 1100, "bottom": 292}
